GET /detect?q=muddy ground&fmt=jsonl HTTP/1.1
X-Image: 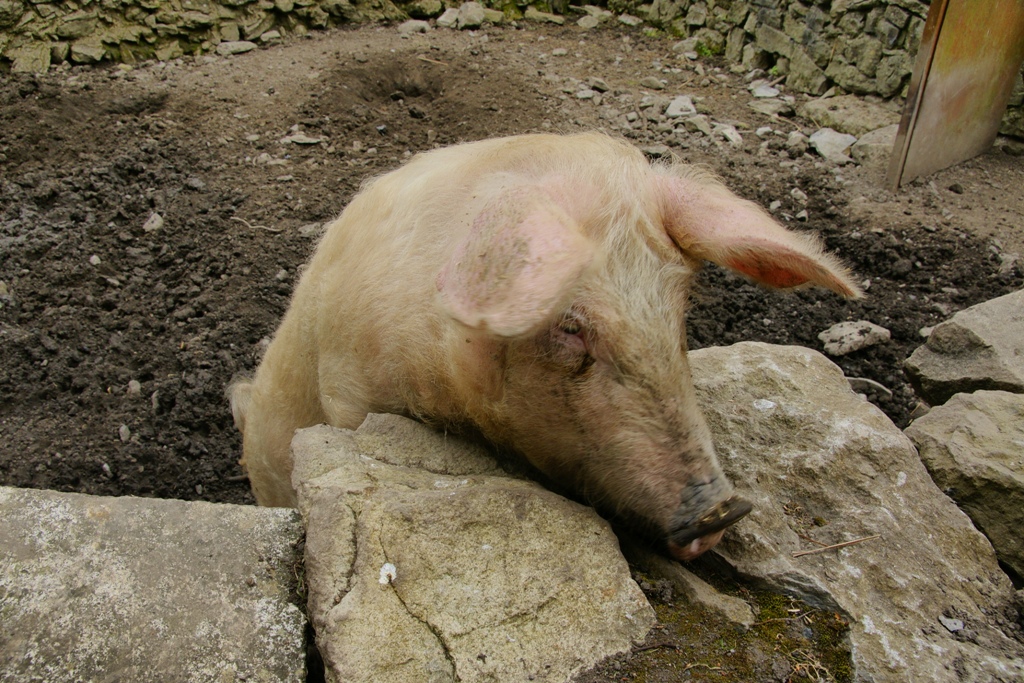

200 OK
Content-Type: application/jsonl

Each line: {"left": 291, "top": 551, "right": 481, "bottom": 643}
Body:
{"left": 2, "top": 20, "right": 1023, "bottom": 682}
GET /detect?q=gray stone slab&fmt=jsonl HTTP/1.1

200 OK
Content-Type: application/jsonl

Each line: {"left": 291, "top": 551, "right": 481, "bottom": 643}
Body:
{"left": 292, "top": 420, "right": 654, "bottom": 683}
{"left": 799, "top": 94, "right": 901, "bottom": 136}
{"left": 692, "top": 343, "right": 1024, "bottom": 682}
{"left": 906, "top": 289, "right": 1024, "bottom": 405}
{"left": 0, "top": 487, "right": 306, "bottom": 682}
{"left": 906, "top": 390, "right": 1024, "bottom": 579}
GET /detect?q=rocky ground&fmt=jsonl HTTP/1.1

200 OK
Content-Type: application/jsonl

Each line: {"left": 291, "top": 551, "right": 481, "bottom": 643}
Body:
{"left": 1, "top": 18, "right": 1023, "bottom": 682}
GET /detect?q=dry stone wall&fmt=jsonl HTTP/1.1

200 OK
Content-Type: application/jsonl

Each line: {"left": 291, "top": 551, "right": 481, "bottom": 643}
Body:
{"left": 0, "top": 0, "right": 413, "bottom": 72}
{"left": 647, "top": 0, "right": 1023, "bottom": 137}
{"left": 1, "top": 0, "right": 1021, "bottom": 133}
{"left": 651, "top": 0, "right": 926, "bottom": 98}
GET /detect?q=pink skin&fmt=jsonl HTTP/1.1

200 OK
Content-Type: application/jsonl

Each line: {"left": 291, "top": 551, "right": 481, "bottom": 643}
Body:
{"left": 231, "top": 133, "right": 859, "bottom": 561}
{"left": 670, "top": 530, "right": 727, "bottom": 561}
{"left": 474, "top": 296, "right": 749, "bottom": 562}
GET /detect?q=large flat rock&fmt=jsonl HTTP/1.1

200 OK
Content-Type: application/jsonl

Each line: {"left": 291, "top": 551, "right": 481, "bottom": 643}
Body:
{"left": 906, "top": 289, "right": 1024, "bottom": 405}
{"left": 0, "top": 487, "right": 306, "bottom": 682}
{"left": 906, "top": 390, "right": 1024, "bottom": 580}
{"left": 292, "top": 417, "right": 655, "bottom": 683}
{"left": 798, "top": 94, "right": 900, "bottom": 136}
{"left": 691, "top": 343, "right": 1024, "bottom": 683}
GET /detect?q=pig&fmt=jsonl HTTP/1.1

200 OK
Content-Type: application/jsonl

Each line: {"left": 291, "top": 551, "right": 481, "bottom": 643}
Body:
{"left": 229, "top": 132, "right": 861, "bottom": 561}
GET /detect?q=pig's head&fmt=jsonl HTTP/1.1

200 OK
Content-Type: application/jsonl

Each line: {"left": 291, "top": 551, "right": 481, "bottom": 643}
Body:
{"left": 436, "top": 138, "right": 861, "bottom": 561}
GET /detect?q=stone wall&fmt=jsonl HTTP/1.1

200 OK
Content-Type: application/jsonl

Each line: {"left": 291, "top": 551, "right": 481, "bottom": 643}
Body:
{"left": 0, "top": 0, "right": 418, "bottom": 71}
{"left": 650, "top": 0, "right": 925, "bottom": 98}
{"left": 0, "top": 0, "right": 1021, "bottom": 136}
{"left": 646, "top": 0, "right": 1023, "bottom": 137}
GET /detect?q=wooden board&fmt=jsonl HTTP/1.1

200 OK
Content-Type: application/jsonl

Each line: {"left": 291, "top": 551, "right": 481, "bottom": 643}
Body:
{"left": 887, "top": 0, "right": 1024, "bottom": 189}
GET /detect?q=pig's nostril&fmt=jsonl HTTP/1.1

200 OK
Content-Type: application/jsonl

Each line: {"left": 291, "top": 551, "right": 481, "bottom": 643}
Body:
{"left": 695, "top": 495, "right": 752, "bottom": 529}
{"left": 669, "top": 494, "right": 752, "bottom": 548}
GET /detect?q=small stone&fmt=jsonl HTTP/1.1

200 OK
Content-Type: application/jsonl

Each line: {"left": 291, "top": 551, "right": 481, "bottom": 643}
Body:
{"left": 787, "top": 131, "right": 809, "bottom": 157}
{"left": 640, "top": 76, "right": 665, "bottom": 90}
{"left": 587, "top": 77, "right": 610, "bottom": 92}
{"left": 89, "top": 255, "right": 102, "bottom": 266}
{"left": 749, "top": 99, "right": 794, "bottom": 118}
{"left": 456, "top": 2, "right": 486, "bottom": 29}
{"left": 673, "top": 38, "right": 699, "bottom": 54}
{"left": 948, "top": 183, "right": 965, "bottom": 194}
{"left": 281, "top": 133, "right": 323, "bottom": 145}
{"left": 577, "top": 15, "right": 599, "bottom": 29}
{"left": 436, "top": 8, "right": 459, "bottom": 28}
{"left": 818, "top": 321, "right": 891, "bottom": 356}
{"left": 809, "top": 128, "right": 858, "bottom": 165}
{"left": 524, "top": 7, "right": 564, "bottom": 24}
{"left": 260, "top": 30, "right": 282, "bottom": 43}
{"left": 851, "top": 124, "right": 899, "bottom": 167}
{"left": 751, "top": 83, "right": 780, "bottom": 98}
{"left": 10, "top": 44, "right": 52, "bottom": 74}
{"left": 939, "top": 616, "right": 964, "bottom": 633}
{"left": 713, "top": 123, "right": 743, "bottom": 147}
{"left": 482, "top": 8, "right": 504, "bottom": 23}
{"left": 143, "top": 213, "right": 164, "bottom": 233}
{"left": 216, "top": 41, "right": 257, "bottom": 57}
{"left": 641, "top": 144, "right": 671, "bottom": 158}
{"left": 581, "top": 5, "right": 613, "bottom": 21}
{"left": 186, "top": 177, "right": 206, "bottom": 191}
{"left": 790, "top": 188, "right": 808, "bottom": 203}
{"left": 119, "top": 425, "right": 132, "bottom": 443}
{"left": 127, "top": 380, "right": 142, "bottom": 397}
{"left": 576, "top": 89, "right": 597, "bottom": 100}
{"left": 665, "top": 96, "right": 696, "bottom": 118}
{"left": 70, "top": 42, "right": 106, "bottom": 64}
{"left": 397, "top": 19, "right": 429, "bottom": 36}
{"left": 682, "top": 115, "right": 713, "bottom": 137}
{"left": 618, "top": 14, "right": 643, "bottom": 27}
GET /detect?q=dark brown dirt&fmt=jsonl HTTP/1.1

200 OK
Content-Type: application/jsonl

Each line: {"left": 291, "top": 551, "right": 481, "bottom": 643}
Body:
{"left": 1, "top": 20, "right": 1022, "bottom": 682}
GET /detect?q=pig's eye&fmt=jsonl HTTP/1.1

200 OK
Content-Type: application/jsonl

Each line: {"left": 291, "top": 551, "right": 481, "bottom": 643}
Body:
{"left": 559, "top": 320, "right": 582, "bottom": 335}
{"left": 555, "top": 315, "right": 590, "bottom": 361}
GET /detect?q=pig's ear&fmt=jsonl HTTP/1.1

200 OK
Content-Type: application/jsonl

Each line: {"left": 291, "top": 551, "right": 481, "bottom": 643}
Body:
{"left": 658, "top": 174, "right": 863, "bottom": 298}
{"left": 437, "top": 187, "right": 597, "bottom": 337}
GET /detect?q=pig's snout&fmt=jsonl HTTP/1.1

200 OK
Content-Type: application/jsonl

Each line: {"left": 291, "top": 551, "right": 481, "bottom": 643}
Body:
{"left": 667, "top": 493, "right": 752, "bottom": 561}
